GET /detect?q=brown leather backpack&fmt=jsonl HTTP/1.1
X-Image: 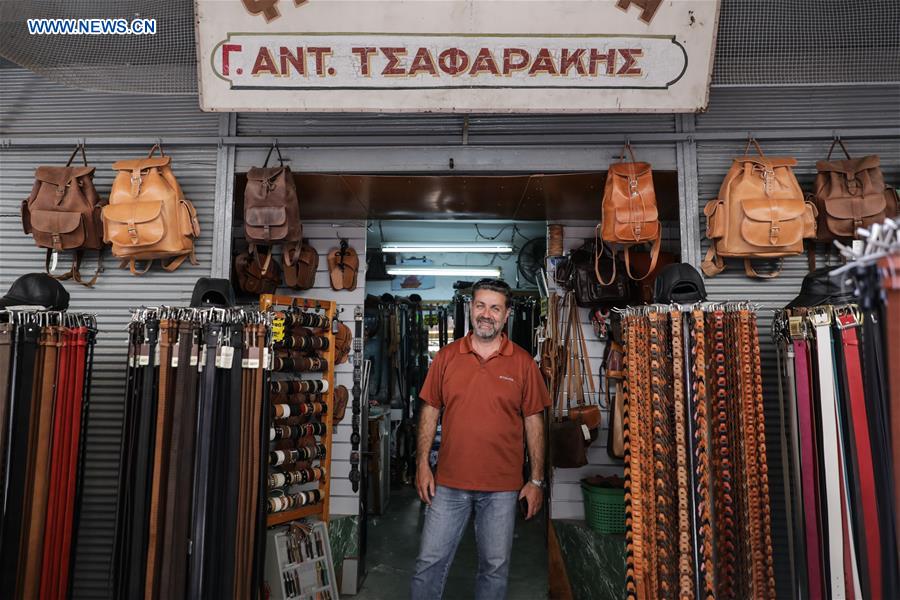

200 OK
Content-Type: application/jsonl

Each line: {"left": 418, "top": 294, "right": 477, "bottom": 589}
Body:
{"left": 702, "top": 139, "right": 817, "bottom": 278}
{"left": 597, "top": 144, "right": 661, "bottom": 283}
{"left": 244, "top": 144, "right": 302, "bottom": 265}
{"left": 21, "top": 144, "right": 107, "bottom": 286}
{"left": 102, "top": 145, "right": 200, "bottom": 275}
{"left": 813, "top": 139, "right": 895, "bottom": 242}
{"left": 234, "top": 250, "right": 281, "bottom": 294}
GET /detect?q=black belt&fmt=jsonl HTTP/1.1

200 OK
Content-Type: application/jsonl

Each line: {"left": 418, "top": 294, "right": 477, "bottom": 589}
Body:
{"left": 0, "top": 323, "right": 14, "bottom": 502}
{"left": 191, "top": 323, "right": 224, "bottom": 599}
{"left": 0, "top": 323, "right": 39, "bottom": 597}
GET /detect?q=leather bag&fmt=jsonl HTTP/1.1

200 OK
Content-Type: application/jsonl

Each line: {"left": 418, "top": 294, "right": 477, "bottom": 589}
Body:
{"left": 597, "top": 144, "right": 661, "bottom": 283}
{"left": 813, "top": 139, "right": 894, "bottom": 241}
{"left": 102, "top": 145, "right": 200, "bottom": 275}
{"left": 21, "top": 144, "right": 107, "bottom": 286}
{"left": 234, "top": 251, "right": 281, "bottom": 294}
{"left": 702, "top": 138, "right": 817, "bottom": 278}
{"left": 604, "top": 341, "right": 626, "bottom": 459}
{"left": 558, "top": 241, "right": 631, "bottom": 307}
{"left": 244, "top": 144, "right": 302, "bottom": 264}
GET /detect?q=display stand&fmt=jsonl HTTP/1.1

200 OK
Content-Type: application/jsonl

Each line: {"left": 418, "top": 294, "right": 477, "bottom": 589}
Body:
{"left": 265, "top": 521, "right": 339, "bottom": 600}
{"left": 260, "top": 294, "right": 337, "bottom": 527}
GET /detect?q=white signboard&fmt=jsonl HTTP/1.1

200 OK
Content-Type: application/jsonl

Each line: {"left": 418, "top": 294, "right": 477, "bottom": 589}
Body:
{"left": 195, "top": 0, "right": 720, "bottom": 113}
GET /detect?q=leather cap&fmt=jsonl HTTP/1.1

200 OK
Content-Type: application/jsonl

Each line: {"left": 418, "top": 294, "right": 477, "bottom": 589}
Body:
{"left": 786, "top": 266, "right": 855, "bottom": 308}
{"left": 652, "top": 263, "right": 707, "bottom": 304}
{"left": 0, "top": 273, "right": 70, "bottom": 310}
{"left": 190, "top": 277, "right": 236, "bottom": 307}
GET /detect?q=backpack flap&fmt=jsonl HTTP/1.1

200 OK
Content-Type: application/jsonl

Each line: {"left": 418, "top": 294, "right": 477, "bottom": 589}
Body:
{"left": 245, "top": 205, "right": 288, "bottom": 243}
{"left": 740, "top": 197, "right": 806, "bottom": 252}
{"left": 102, "top": 201, "right": 166, "bottom": 248}
{"left": 29, "top": 209, "right": 84, "bottom": 250}
{"left": 111, "top": 157, "right": 171, "bottom": 172}
{"left": 821, "top": 192, "right": 886, "bottom": 238}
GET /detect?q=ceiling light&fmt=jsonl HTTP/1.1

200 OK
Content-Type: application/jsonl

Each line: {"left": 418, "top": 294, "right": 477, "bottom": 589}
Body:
{"left": 381, "top": 242, "right": 513, "bottom": 253}
{"left": 386, "top": 266, "right": 502, "bottom": 278}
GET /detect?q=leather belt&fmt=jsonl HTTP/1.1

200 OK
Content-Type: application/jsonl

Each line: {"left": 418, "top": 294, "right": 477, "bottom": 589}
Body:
{"left": 670, "top": 311, "right": 694, "bottom": 599}
{"left": 690, "top": 309, "right": 715, "bottom": 600}
{"left": 882, "top": 258, "right": 900, "bottom": 580}
{"left": 837, "top": 310, "right": 882, "bottom": 599}
{"left": 810, "top": 308, "right": 846, "bottom": 598}
{"left": 0, "top": 323, "right": 13, "bottom": 496}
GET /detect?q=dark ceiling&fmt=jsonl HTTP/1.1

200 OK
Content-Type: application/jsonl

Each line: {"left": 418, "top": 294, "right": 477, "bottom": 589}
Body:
{"left": 234, "top": 171, "right": 679, "bottom": 221}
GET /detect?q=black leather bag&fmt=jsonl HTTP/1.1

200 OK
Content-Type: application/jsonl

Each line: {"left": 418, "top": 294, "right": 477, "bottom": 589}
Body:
{"left": 558, "top": 241, "right": 631, "bottom": 307}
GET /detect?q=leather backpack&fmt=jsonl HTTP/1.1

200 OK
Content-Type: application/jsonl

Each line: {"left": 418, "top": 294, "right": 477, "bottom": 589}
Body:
{"left": 702, "top": 138, "right": 817, "bottom": 278}
{"left": 102, "top": 145, "right": 200, "bottom": 275}
{"left": 21, "top": 144, "right": 107, "bottom": 286}
{"left": 244, "top": 144, "right": 302, "bottom": 265}
{"left": 813, "top": 139, "right": 896, "bottom": 242}
{"left": 234, "top": 250, "right": 281, "bottom": 295}
{"left": 597, "top": 143, "right": 661, "bottom": 283}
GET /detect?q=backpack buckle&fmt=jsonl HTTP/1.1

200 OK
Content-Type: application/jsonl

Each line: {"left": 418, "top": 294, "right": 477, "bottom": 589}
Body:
{"left": 51, "top": 233, "right": 63, "bottom": 249}
{"left": 127, "top": 225, "right": 139, "bottom": 244}
{"left": 769, "top": 224, "right": 780, "bottom": 244}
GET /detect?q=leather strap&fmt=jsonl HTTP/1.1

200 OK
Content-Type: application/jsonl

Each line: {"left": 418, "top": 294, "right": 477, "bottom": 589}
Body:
{"left": 882, "top": 258, "right": 900, "bottom": 568}
{"left": 838, "top": 311, "right": 882, "bottom": 599}
{"left": 811, "top": 309, "right": 847, "bottom": 598}
{"left": 623, "top": 234, "right": 661, "bottom": 281}
{"left": 0, "top": 323, "right": 14, "bottom": 496}
{"left": 0, "top": 323, "right": 39, "bottom": 597}
{"left": 792, "top": 335, "right": 825, "bottom": 600}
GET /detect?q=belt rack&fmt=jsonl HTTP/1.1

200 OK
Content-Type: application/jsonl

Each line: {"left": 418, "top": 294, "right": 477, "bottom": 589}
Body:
{"left": 260, "top": 294, "right": 337, "bottom": 527}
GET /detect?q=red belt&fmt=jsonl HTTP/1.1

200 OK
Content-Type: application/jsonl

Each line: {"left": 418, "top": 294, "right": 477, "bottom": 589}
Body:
{"left": 838, "top": 312, "right": 882, "bottom": 600}
{"left": 793, "top": 338, "right": 825, "bottom": 600}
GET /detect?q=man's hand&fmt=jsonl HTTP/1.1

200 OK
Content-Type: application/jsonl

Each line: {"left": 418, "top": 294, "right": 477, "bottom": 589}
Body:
{"left": 416, "top": 463, "right": 436, "bottom": 505}
{"left": 518, "top": 481, "right": 543, "bottom": 520}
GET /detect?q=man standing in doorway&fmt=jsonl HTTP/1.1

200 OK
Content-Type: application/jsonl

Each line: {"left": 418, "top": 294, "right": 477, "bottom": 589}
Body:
{"left": 410, "top": 278, "right": 551, "bottom": 600}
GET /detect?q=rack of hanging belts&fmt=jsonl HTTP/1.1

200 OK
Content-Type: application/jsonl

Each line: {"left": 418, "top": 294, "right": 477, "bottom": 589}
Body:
{"left": 773, "top": 218, "right": 900, "bottom": 600}
{"left": 259, "top": 294, "right": 337, "bottom": 528}
{"left": 0, "top": 309, "right": 97, "bottom": 600}
{"left": 113, "top": 306, "right": 272, "bottom": 600}
{"left": 621, "top": 302, "right": 776, "bottom": 600}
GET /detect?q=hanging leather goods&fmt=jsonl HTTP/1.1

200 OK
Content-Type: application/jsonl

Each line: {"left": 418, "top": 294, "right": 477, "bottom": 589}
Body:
{"left": 550, "top": 293, "right": 589, "bottom": 469}
{"left": 566, "top": 295, "right": 601, "bottom": 439}
{"left": 244, "top": 142, "right": 303, "bottom": 270}
{"left": 22, "top": 143, "right": 107, "bottom": 286}
{"left": 702, "top": 137, "right": 817, "bottom": 278}
{"left": 670, "top": 309, "right": 695, "bottom": 599}
{"left": 597, "top": 143, "right": 661, "bottom": 283}
{"left": 604, "top": 340, "right": 626, "bottom": 459}
{"left": 102, "top": 144, "right": 200, "bottom": 275}
{"left": 349, "top": 306, "right": 364, "bottom": 492}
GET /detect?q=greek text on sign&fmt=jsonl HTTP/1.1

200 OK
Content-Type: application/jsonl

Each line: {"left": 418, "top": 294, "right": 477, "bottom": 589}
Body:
{"left": 213, "top": 35, "right": 686, "bottom": 90}
{"left": 195, "top": 1, "right": 720, "bottom": 112}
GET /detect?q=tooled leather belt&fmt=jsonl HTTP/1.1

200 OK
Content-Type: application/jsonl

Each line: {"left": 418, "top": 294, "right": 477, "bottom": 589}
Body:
{"left": 624, "top": 313, "right": 646, "bottom": 600}
{"left": 648, "top": 311, "right": 671, "bottom": 598}
{"left": 690, "top": 309, "right": 715, "bottom": 600}
{"left": 670, "top": 310, "right": 694, "bottom": 600}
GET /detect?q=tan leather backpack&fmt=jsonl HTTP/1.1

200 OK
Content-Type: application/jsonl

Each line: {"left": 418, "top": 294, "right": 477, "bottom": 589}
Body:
{"left": 244, "top": 144, "right": 302, "bottom": 265}
{"left": 596, "top": 144, "right": 661, "bottom": 284}
{"left": 102, "top": 145, "right": 200, "bottom": 275}
{"left": 702, "top": 139, "right": 817, "bottom": 278}
{"left": 21, "top": 144, "right": 107, "bottom": 286}
{"left": 813, "top": 139, "right": 895, "bottom": 242}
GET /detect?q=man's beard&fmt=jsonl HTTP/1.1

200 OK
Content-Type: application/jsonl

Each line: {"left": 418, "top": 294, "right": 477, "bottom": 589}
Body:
{"left": 472, "top": 317, "right": 501, "bottom": 340}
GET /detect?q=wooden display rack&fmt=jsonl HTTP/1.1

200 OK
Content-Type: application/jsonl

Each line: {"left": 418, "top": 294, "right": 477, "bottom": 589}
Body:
{"left": 260, "top": 294, "right": 337, "bottom": 527}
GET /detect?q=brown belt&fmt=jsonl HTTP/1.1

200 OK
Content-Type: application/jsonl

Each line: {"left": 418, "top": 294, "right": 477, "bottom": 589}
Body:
{"left": 671, "top": 310, "right": 694, "bottom": 600}
{"left": 144, "top": 319, "right": 176, "bottom": 600}
{"left": 19, "top": 326, "right": 60, "bottom": 598}
{"left": 883, "top": 258, "right": 900, "bottom": 550}
{"left": 624, "top": 313, "right": 645, "bottom": 600}
{"left": 690, "top": 309, "right": 715, "bottom": 600}
{"left": 648, "top": 311, "right": 669, "bottom": 598}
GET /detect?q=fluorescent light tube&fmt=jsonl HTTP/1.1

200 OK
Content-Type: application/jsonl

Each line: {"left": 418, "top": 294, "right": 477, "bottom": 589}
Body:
{"left": 380, "top": 242, "right": 513, "bottom": 253}
{"left": 386, "top": 266, "right": 501, "bottom": 277}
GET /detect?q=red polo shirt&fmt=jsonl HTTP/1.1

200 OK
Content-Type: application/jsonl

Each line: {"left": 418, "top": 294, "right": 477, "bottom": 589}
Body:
{"left": 419, "top": 333, "right": 551, "bottom": 492}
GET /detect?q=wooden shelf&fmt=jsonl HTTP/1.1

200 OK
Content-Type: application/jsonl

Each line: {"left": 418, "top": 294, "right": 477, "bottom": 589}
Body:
{"left": 267, "top": 503, "right": 323, "bottom": 527}
{"left": 260, "top": 293, "right": 337, "bottom": 529}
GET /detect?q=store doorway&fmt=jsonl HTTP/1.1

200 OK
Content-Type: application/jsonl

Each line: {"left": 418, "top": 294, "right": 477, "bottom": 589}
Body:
{"left": 359, "top": 219, "right": 548, "bottom": 600}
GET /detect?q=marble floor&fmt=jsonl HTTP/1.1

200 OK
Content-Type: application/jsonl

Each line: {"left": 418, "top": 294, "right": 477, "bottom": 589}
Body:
{"left": 352, "top": 486, "right": 549, "bottom": 600}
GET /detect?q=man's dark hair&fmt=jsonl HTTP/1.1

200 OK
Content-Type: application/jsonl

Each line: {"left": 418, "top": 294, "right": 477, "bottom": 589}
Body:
{"left": 471, "top": 278, "right": 512, "bottom": 308}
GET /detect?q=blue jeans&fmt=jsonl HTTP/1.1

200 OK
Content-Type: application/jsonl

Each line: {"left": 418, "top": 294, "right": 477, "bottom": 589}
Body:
{"left": 410, "top": 485, "right": 518, "bottom": 600}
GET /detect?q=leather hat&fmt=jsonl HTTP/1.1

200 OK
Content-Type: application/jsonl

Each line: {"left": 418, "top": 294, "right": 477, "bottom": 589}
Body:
{"left": 786, "top": 267, "right": 855, "bottom": 308}
{"left": 652, "top": 263, "right": 707, "bottom": 304}
{"left": 190, "top": 277, "right": 236, "bottom": 307}
{"left": 0, "top": 273, "right": 70, "bottom": 310}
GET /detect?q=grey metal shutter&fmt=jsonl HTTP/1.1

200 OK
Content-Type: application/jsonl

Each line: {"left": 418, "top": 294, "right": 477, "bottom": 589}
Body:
{"left": 0, "top": 66, "right": 220, "bottom": 599}
{"left": 694, "top": 84, "right": 900, "bottom": 598}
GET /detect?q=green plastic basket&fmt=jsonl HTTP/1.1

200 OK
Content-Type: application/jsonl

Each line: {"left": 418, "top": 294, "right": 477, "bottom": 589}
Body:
{"left": 581, "top": 483, "right": 625, "bottom": 534}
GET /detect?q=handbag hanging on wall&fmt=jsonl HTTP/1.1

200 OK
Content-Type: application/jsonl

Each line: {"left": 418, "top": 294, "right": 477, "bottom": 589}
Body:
{"left": 596, "top": 143, "right": 661, "bottom": 284}
{"left": 556, "top": 240, "right": 632, "bottom": 307}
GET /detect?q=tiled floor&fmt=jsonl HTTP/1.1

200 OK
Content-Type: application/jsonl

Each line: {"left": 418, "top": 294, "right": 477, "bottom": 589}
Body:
{"left": 353, "top": 486, "right": 549, "bottom": 599}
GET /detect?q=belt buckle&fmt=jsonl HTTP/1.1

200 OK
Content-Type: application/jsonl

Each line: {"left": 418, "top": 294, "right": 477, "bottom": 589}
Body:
{"left": 809, "top": 306, "right": 833, "bottom": 327}
{"left": 787, "top": 316, "right": 807, "bottom": 339}
{"left": 834, "top": 305, "right": 860, "bottom": 329}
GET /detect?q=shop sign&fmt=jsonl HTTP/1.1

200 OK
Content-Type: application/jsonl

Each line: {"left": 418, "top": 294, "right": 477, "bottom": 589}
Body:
{"left": 195, "top": 0, "right": 720, "bottom": 113}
